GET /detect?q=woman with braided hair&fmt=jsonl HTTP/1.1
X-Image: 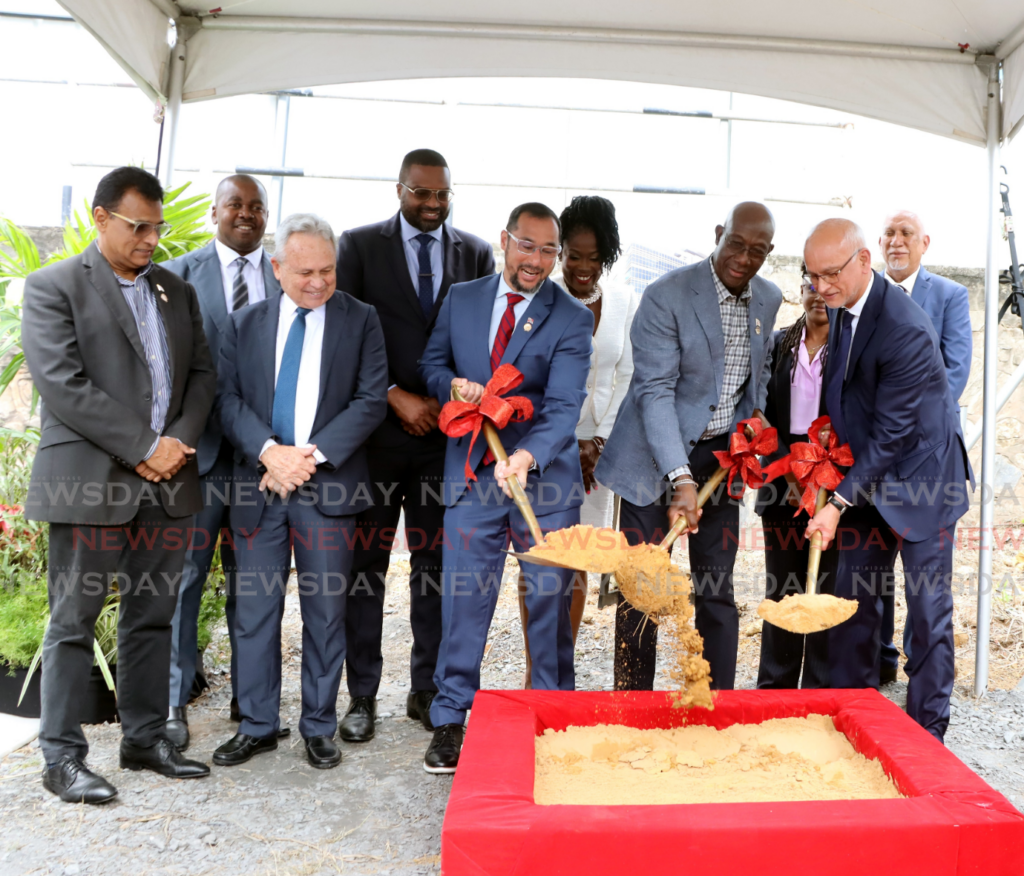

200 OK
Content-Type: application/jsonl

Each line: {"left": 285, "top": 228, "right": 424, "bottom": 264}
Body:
{"left": 519, "top": 195, "right": 638, "bottom": 686}
{"left": 754, "top": 274, "right": 839, "bottom": 688}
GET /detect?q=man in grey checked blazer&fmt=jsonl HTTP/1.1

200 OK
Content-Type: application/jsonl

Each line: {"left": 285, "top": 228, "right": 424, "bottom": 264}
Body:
{"left": 596, "top": 202, "right": 782, "bottom": 691}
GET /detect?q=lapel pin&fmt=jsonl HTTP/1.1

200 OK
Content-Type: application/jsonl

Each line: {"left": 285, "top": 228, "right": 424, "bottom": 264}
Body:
{"left": 524, "top": 317, "right": 534, "bottom": 332}
{"left": 156, "top": 284, "right": 164, "bottom": 292}
{"left": 755, "top": 318, "right": 762, "bottom": 335}
{"left": 160, "top": 293, "right": 169, "bottom": 302}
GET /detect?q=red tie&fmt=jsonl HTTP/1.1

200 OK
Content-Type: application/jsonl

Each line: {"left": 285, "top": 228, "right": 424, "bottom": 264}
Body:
{"left": 482, "top": 292, "right": 525, "bottom": 466}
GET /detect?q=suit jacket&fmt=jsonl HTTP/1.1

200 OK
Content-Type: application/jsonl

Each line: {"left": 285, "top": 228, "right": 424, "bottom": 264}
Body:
{"left": 216, "top": 290, "right": 389, "bottom": 533}
{"left": 595, "top": 259, "right": 782, "bottom": 506}
{"left": 336, "top": 212, "right": 496, "bottom": 448}
{"left": 419, "top": 275, "right": 593, "bottom": 508}
{"left": 911, "top": 267, "right": 972, "bottom": 414}
{"left": 21, "top": 242, "right": 216, "bottom": 525}
{"left": 164, "top": 241, "right": 281, "bottom": 475}
{"left": 827, "top": 272, "right": 971, "bottom": 542}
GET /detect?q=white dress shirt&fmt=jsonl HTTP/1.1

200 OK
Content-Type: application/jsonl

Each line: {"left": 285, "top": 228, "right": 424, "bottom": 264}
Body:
{"left": 260, "top": 293, "right": 327, "bottom": 464}
{"left": 884, "top": 265, "right": 920, "bottom": 296}
{"left": 488, "top": 274, "right": 538, "bottom": 352}
{"left": 399, "top": 213, "right": 444, "bottom": 303}
{"left": 215, "top": 239, "right": 266, "bottom": 313}
{"left": 845, "top": 273, "right": 874, "bottom": 342}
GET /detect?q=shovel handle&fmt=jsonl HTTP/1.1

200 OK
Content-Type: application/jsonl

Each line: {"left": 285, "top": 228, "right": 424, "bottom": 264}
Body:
{"left": 805, "top": 487, "right": 829, "bottom": 596}
{"left": 453, "top": 385, "right": 544, "bottom": 546}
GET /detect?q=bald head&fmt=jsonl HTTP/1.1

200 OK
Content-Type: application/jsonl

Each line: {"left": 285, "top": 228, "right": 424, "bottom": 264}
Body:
{"left": 712, "top": 201, "right": 776, "bottom": 294}
{"left": 880, "top": 210, "right": 930, "bottom": 283}
{"left": 212, "top": 174, "right": 268, "bottom": 256}
{"left": 803, "top": 218, "right": 873, "bottom": 310}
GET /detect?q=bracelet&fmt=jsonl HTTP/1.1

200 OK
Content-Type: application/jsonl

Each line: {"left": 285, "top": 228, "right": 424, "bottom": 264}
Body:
{"left": 672, "top": 476, "right": 697, "bottom": 488}
{"left": 592, "top": 437, "right": 606, "bottom": 451}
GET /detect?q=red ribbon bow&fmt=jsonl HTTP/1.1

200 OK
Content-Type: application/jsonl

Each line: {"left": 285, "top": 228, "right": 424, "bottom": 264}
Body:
{"left": 437, "top": 364, "right": 534, "bottom": 484}
{"left": 711, "top": 418, "right": 779, "bottom": 496}
{"left": 762, "top": 414, "right": 855, "bottom": 516}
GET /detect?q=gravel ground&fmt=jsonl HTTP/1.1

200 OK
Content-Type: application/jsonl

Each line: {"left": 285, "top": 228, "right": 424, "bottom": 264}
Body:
{"left": 1, "top": 543, "right": 1022, "bottom": 875}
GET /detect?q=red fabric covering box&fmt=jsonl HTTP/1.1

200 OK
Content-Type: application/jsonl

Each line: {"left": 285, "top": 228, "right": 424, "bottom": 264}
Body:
{"left": 441, "top": 690, "right": 1024, "bottom": 876}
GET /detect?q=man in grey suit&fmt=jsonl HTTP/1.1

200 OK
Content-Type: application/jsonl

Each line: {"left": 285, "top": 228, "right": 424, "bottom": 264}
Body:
{"left": 878, "top": 209, "right": 973, "bottom": 682}
{"left": 162, "top": 174, "right": 281, "bottom": 750}
{"left": 22, "top": 167, "right": 216, "bottom": 804}
{"left": 596, "top": 202, "right": 782, "bottom": 691}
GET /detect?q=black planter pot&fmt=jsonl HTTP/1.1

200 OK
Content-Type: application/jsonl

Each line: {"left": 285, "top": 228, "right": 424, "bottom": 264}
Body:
{"left": 0, "top": 664, "right": 118, "bottom": 724}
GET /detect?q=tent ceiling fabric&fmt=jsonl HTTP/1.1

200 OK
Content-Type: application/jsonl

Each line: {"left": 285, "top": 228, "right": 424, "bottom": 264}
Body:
{"left": 58, "top": 0, "right": 1024, "bottom": 144}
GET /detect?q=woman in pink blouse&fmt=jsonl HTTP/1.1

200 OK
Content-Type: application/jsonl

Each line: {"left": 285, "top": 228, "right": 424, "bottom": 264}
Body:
{"left": 754, "top": 276, "right": 839, "bottom": 688}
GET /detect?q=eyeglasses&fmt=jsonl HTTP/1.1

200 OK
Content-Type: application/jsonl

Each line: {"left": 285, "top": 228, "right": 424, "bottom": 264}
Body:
{"left": 506, "top": 231, "right": 561, "bottom": 260}
{"left": 399, "top": 183, "right": 454, "bottom": 204}
{"left": 721, "top": 236, "right": 771, "bottom": 261}
{"left": 108, "top": 211, "right": 172, "bottom": 239}
{"left": 803, "top": 250, "right": 861, "bottom": 290}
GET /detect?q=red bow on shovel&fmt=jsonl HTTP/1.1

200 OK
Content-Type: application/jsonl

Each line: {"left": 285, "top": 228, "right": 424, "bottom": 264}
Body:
{"left": 437, "top": 364, "right": 534, "bottom": 484}
{"left": 712, "top": 417, "right": 779, "bottom": 496}
{"left": 762, "top": 414, "right": 855, "bottom": 517}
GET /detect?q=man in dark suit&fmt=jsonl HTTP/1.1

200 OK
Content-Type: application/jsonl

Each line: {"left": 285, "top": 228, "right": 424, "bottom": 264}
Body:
{"left": 877, "top": 210, "right": 973, "bottom": 682}
{"left": 419, "top": 202, "right": 592, "bottom": 773}
{"left": 596, "top": 202, "right": 782, "bottom": 692}
{"left": 22, "top": 166, "right": 215, "bottom": 803}
{"left": 804, "top": 218, "right": 971, "bottom": 742}
{"left": 212, "top": 214, "right": 387, "bottom": 770}
{"left": 335, "top": 149, "right": 495, "bottom": 742}
{"left": 163, "top": 174, "right": 280, "bottom": 749}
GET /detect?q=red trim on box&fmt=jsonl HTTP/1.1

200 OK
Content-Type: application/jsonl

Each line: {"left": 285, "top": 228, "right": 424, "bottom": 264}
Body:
{"left": 442, "top": 690, "right": 1024, "bottom": 876}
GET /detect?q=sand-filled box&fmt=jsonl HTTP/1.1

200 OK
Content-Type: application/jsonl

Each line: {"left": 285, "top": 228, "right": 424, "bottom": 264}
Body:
{"left": 535, "top": 715, "right": 902, "bottom": 804}
{"left": 442, "top": 691, "right": 1024, "bottom": 876}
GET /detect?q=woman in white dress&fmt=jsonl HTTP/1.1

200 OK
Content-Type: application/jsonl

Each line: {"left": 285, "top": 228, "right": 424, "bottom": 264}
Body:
{"left": 520, "top": 195, "right": 638, "bottom": 684}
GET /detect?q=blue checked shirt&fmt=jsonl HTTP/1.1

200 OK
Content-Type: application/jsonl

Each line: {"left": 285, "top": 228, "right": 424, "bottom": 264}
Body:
{"left": 114, "top": 263, "right": 172, "bottom": 459}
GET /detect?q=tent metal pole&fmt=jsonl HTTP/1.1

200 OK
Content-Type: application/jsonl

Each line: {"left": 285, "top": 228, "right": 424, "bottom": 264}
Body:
{"left": 161, "top": 33, "right": 187, "bottom": 189}
{"left": 975, "top": 62, "right": 1001, "bottom": 697}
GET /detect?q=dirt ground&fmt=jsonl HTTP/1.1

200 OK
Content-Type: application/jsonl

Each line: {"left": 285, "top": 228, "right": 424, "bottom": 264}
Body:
{"left": 0, "top": 541, "right": 1022, "bottom": 876}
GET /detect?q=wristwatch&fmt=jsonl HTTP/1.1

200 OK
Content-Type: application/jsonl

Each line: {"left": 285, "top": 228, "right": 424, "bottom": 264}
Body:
{"left": 826, "top": 495, "right": 848, "bottom": 515}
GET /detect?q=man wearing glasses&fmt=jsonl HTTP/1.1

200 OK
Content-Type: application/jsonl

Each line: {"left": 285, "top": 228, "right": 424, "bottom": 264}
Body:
{"left": 803, "top": 218, "right": 971, "bottom": 742}
{"left": 22, "top": 166, "right": 216, "bottom": 803}
{"left": 335, "top": 150, "right": 495, "bottom": 744}
{"left": 597, "top": 202, "right": 782, "bottom": 693}
{"left": 418, "top": 202, "right": 593, "bottom": 773}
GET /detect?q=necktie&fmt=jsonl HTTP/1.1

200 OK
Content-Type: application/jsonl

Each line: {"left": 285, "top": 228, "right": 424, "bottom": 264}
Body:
{"left": 825, "top": 308, "right": 854, "bottom": 445}
{"left": 899, "top": 284, "right": 910, "bottom": 295}
{"left": 271, "top": 307, "right": 311, "bottom": 446}
{"left": 414, "top": 233, "right": 435, "bottom": 319}
{"left": 482, "top": 292, "right": 525, "bottom": 467}
{"left": 232, "top": 257, "right": 249, "bottom": 311}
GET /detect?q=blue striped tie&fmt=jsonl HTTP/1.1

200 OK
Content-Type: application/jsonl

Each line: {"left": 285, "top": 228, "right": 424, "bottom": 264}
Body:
{"left": 271, "top": 307, "right": 311, "bottom": 446}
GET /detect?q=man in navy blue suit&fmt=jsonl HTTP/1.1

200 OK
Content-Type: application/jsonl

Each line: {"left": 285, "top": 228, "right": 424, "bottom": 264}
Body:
{"left": 418, "top": 203, "right": 592, "bottom": 773}
{"left": 212, "top": 214, "right": 387, "bottom": 770}
{"left": 804, "top": 218, "right": 971, "bottom": 742}
{"left": 163, "top": 174, "right": 280, "bottom": 749}
{"left": 877, "top": 210, "right": 973, "bottom": 682}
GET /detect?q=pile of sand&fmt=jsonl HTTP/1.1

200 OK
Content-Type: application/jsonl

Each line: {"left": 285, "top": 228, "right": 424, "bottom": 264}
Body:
{"left": 758, "top": 593, "right": 859, "bottom": 634}
{"left": 523, "top": 525, "right": 629, "bottom": 573}
{"left": 535, "top": 715, "right": 903, "bottom": 805}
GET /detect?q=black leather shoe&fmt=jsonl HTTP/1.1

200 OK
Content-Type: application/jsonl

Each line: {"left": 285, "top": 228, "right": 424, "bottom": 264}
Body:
{"left": 230, "top": 697, "right": 240, "bottom": 722}
{"left": 880, "top": 664, "right": 899, "bottom": 685}
{"left": 423, "top": 723, "right": 464, "bottom": 774}
{"left": 305, "top": 735, "right": 342, "bottom": 769}
{"left": 339, "top": 696, "right": 376, "bottom": 743}
{"left": 120, "top": 737, "right": 209, "bottom": 779}
{"left": 213, "top": 732, "right": 278, "bottom": 766}
{"left": 165, "top": 706, "right": 189, "bottom": 751}
{"left": 407, "top": 690, "right": 436, "bottom": 731}
{"left": 43, "top": 756, "right": 118, "bottom": 804}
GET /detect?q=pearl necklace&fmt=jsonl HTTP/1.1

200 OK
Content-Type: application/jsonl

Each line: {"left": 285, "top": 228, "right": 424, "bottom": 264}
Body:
{"left": 574, "top": 283, "right": 603, "bottom": 306}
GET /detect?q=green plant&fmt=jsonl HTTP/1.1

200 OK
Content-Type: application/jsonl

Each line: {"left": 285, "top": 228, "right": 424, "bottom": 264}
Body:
{"left": 198, "top": 549, "right": 227, "bottom": 654}
{"left": 0, "top": 582, "right": 48, "bottom": 673}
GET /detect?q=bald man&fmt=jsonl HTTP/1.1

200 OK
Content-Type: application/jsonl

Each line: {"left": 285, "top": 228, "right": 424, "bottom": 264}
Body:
{"left": 163, "top": 174, "right": 281, "bottom": 749}
{"left": 597, "top": 202, "right": 782, "bottom": 692}
{"left": 804, "top": 218, "right": 971, "bottom": 742}
{"left": 878, "top": 211, "right": 972, "bottom": 683}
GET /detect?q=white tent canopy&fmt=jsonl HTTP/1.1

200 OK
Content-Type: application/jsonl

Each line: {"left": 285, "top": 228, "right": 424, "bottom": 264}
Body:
{"left": 57, "top": 1, "right": 1024, "bottom": 144}
{"left": 56, "top": 0, "right": 1024, "bottom": 696}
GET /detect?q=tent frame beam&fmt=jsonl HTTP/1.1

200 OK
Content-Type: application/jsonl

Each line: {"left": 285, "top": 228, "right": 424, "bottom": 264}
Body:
{"left": 200, "top": 16, "right": 980, "bottom": 65}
